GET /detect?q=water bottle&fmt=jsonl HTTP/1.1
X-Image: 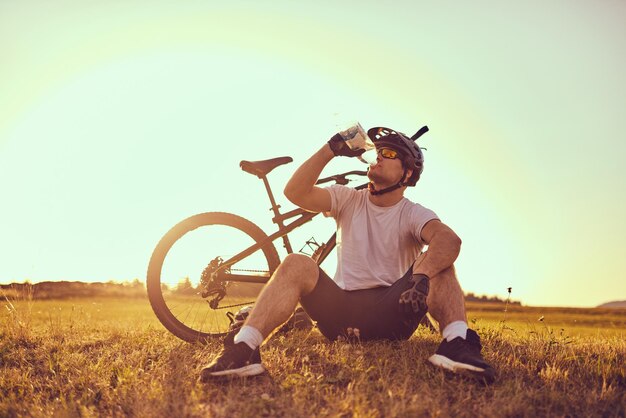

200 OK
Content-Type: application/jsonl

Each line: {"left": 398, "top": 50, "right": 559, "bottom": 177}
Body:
{"left": 339, "top": 122, "right": 377, "bottom": 164}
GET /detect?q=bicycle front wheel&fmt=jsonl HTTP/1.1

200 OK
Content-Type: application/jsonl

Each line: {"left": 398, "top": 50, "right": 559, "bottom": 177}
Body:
{"left": 147, "top": 212, "right": 281, "bottom": 342}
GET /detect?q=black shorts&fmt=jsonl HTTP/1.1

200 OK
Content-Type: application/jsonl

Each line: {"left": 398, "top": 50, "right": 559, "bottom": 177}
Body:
{"left": 300, "top": 267, "right": 422, "bottom": 341}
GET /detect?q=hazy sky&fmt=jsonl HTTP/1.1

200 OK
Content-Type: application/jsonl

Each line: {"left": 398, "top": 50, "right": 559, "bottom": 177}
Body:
{"left": 1, "top": 1, "right": 624, "bottom": 307}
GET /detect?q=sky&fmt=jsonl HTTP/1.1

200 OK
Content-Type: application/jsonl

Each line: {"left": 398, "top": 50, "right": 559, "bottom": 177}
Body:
{"left": 1, "top": 0, "right": 625, "bottom": 308}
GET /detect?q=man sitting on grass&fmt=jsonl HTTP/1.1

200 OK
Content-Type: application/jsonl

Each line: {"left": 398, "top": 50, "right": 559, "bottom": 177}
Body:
{"left": 200, "top": 124, "right": 495, "bottom": 384}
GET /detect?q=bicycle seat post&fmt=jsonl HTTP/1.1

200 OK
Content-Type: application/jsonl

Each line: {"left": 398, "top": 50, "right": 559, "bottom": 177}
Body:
{"left": 260, "top": 175, "right": 294, "bottom": 254}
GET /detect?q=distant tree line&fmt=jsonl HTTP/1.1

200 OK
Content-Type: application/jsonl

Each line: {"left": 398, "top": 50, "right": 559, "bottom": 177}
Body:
{"left": 465, "top": 292, "right": 521, "bottom": 305}
{"left": 1, "top": 280, "right": 520, "bottom": 304}
{"left": 0, "top": 280, "right": 147, "bottom": 300}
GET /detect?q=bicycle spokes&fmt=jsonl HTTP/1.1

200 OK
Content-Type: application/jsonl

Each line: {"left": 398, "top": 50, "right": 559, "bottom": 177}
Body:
{"left": 155, "top": 221, "right": 271, "bottom": 336}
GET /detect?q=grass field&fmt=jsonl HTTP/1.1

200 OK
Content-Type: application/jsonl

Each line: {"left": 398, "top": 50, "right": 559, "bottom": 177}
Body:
{"left": 1, "top": 296, "right": 625, "bottom": 417}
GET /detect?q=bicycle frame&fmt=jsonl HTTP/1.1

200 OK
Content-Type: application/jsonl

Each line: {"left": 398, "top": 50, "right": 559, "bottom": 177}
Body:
{"left": 216, "top": 170, "right": 369, "bottom": 284}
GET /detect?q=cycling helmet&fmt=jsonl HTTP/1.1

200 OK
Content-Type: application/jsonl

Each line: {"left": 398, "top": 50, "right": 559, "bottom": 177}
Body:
{"left": 367, "top": 126, "right": 428, "bottom": 192}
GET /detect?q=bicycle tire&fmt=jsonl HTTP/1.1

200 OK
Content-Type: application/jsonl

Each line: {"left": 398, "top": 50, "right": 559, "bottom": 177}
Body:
{"left": 147, "top": 212, "right": 281, "bottom": 342}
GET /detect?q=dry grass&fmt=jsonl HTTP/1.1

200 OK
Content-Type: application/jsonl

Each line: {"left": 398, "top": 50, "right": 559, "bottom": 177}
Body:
{"left": 1, "top": 297, "right": 625, "bottom": 417}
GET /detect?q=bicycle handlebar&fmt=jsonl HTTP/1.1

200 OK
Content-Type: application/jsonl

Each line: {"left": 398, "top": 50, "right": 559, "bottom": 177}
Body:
{"left": 316, "top": 170, "right": 368, "bottom": 186}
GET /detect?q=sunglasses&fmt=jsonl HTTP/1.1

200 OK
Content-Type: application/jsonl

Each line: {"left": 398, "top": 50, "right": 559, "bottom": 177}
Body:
{"left": 377, "top": 148, "right": 400, "bottom": 159}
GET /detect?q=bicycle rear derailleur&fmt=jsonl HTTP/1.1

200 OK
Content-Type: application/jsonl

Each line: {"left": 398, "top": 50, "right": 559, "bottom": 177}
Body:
{"left": 199, "top": 257, "right": 229, "bottom": 309}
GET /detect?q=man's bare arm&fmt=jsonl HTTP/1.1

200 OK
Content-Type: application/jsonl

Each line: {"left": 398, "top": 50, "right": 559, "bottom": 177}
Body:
{"left": 283, "top": 144, "right": 334, "bottom": 213}
{"left": 413, "top": 219, "right": 462, "bottom": 279}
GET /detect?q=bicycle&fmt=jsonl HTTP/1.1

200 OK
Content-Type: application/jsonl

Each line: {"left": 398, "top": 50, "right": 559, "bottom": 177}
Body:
{"left": 146, "top": 156, "right": 368, "bottom": 343}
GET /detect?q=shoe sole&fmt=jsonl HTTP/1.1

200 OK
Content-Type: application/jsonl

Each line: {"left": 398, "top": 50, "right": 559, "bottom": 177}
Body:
{"left": 428, "top": 354, "right": 495, "bottom": 383}
{"left": 203, "top": 363, "right": 266, "bottom": 379}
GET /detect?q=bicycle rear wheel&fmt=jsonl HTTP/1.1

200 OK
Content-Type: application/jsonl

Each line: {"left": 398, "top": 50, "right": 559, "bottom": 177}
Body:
{"left": 147, "top": 212, "right": 280, "bottom": 342}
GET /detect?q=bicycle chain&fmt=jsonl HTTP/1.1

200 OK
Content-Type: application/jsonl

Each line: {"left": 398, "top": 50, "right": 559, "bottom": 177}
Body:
{"left": 213, "top": 301, "right": 255, "bottom": 309}
{"left": 228, "top": 268, "right": 270, "bottom": 273}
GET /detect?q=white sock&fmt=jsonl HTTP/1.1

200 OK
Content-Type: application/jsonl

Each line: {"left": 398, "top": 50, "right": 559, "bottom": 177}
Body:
{"left": 442, "top": 321, "right": 468, "bottom": 342}
{"left": 233, "top": 325, "right": 264, "bottom": 350}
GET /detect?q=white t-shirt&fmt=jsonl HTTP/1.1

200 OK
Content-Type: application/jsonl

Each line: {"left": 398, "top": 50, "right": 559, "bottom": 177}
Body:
{"left": 327, "top": 185, "right": 439, "bottom": 290}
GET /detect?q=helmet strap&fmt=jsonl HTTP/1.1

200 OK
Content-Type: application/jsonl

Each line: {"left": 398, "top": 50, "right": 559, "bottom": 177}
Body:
{"left": 368, "top": 168, "right": 409, "bottom": 196}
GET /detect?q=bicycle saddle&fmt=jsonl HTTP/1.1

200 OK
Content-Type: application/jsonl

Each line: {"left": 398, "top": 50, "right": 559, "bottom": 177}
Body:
{"left": 240, "top": 157, "right": 293, "bottom": 178}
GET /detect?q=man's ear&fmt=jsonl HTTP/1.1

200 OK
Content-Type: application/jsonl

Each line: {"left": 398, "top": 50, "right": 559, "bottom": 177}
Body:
{"left": 402, "top": 168, "right": 413, "bottom": 185}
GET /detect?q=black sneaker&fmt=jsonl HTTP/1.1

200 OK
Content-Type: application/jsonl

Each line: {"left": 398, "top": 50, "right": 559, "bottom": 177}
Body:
{"left": 199, "top": 341, "right": 265, "bottom": 381}
{"left": 428, "top": 329, "right": 496, "bottom": 384}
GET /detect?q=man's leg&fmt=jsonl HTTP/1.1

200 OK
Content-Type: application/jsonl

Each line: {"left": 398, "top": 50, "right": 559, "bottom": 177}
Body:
{"left": 426, "top": 265, "right": 467, "bottom": 332}
{"left": 200, "top": 253, "right": 319, "bottom": 380}
{"left": 245, "top": 253, "right": 319, "bottom": 337}
{"left": 425, "top": 266, "right": 496, "bottom": 384}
